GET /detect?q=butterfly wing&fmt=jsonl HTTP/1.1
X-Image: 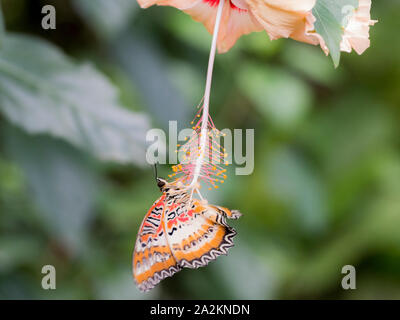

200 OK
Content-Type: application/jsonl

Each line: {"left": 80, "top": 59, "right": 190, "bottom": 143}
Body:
{"left": 133, "top": 194, "right": 181, "bottom": 292}
{"left": 164, "top": 198, "right": 241, "bottom": 269}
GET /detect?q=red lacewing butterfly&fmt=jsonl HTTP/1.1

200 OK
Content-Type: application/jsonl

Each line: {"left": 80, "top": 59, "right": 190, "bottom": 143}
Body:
{"left": 132, "top": 0, "right": 241, "bottom": 291}
{"left": 132, "top": 175, "right": 241, "bottom": 292}
{"left": 132, "top": 91, "right": 242, "bottom": 292}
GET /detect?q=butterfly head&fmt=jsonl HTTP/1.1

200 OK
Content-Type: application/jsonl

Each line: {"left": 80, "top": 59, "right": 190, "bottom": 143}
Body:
{"left": 156, "top": 177, "right": 167, "bottom": 191}
{"left": 156, "top": 177, "right": 187, "bottom": 196}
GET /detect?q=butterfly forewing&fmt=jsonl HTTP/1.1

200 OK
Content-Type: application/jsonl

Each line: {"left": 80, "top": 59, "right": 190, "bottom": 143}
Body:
{"left": 133, "top": 194, "right": 181, "bottom": 292}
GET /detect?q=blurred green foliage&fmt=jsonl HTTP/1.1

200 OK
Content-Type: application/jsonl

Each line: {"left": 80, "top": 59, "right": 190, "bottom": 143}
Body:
{"left": 0, "top": 0, "right": 399, "bottom": 299}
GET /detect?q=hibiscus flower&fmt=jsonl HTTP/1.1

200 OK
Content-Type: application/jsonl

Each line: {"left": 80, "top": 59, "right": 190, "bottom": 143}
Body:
{"left": 137, "top": 0, "right": 376, "bottom": 55}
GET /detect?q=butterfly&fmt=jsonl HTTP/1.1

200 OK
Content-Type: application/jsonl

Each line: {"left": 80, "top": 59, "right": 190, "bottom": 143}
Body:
{"left": 133, "top": 177, "right": 242, "bottom": 292}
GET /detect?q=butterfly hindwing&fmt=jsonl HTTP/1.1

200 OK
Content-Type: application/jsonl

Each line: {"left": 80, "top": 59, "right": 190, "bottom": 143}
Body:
{"left": 164, "top": 198, "right": 241, "bottom": 269}
{"left": 133, "top": 194, "right": 181, "bottom": 292}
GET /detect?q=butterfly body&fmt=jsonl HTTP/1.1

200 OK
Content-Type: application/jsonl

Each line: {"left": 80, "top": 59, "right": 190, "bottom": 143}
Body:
{"left": 133, "top": 178, "right": 241, "bottom": 292}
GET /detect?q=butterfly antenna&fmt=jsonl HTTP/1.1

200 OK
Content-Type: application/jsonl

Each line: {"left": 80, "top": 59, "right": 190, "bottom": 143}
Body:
{"left": 153, "top": 163, "right": 158, "bottom": 182}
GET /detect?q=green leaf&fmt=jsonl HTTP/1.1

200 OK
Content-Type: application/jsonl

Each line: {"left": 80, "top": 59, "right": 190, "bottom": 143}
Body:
{"left": 73, "top": 0, "right": 138, "bottom": 39}
{"left": 313, "top": 0, "right": 359, "bottom": 67}
{"left": 0, "top": 34, "right": 150, "bottom": 165}
{"left": 3, "top": 123, "right": 98, "bottom": 254}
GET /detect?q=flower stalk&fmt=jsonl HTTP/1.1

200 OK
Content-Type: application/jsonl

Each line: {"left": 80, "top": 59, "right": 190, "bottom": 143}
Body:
{"left": 189, "top": 0, "right": 225, "bottom": 190}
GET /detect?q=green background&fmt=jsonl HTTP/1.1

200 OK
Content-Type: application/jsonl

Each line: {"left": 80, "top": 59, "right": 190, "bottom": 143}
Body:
{"left": 0, "top": 0, "right": 399, "bottom": 299}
